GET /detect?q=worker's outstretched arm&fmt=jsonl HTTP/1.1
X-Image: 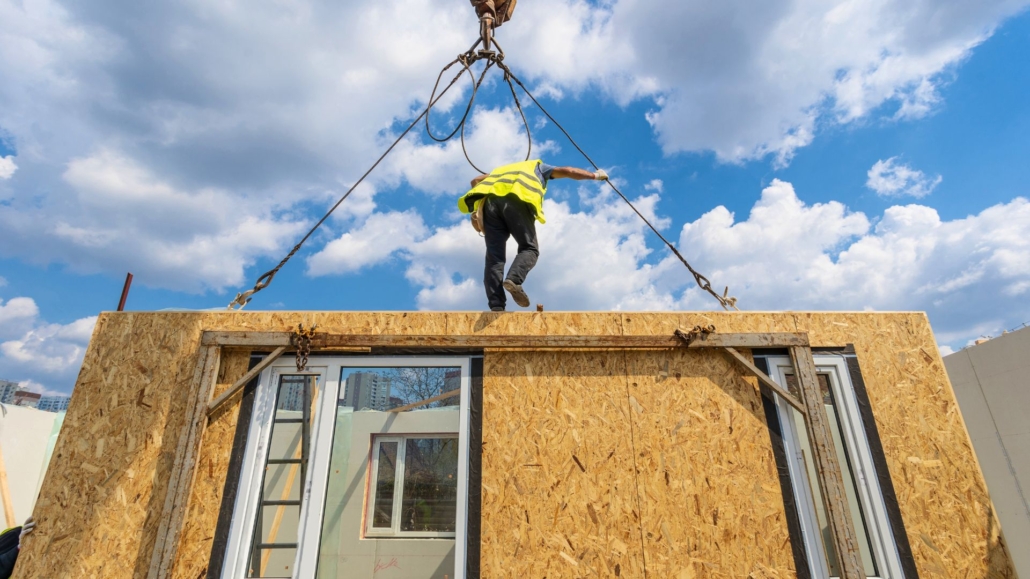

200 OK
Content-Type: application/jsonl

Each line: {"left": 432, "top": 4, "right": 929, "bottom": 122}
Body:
{"left": 551, "top": 167, "right": 608, "bottom": 181}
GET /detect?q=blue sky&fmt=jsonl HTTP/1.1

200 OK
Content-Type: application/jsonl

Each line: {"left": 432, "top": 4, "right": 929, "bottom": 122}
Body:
{"left": 2, "top": 0, "right": 1030, "bottom": 394}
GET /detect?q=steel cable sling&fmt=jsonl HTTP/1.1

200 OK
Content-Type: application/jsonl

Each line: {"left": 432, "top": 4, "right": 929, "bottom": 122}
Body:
{"left": 423, "top": 37, "right": 533, "bottom": 174}
{"left": 493, "top": 60, "right": 739, "bottom": 311}
{"left": 228, "top": 48, "right": 486, "bottom": 309}
{"left": 229, "top": 43, "right": 738, "bottom": 311}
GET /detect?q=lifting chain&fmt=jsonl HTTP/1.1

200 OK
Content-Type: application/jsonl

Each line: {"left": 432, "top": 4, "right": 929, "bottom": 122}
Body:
{"left": 291, "top": 323, "right": 318, "bottom": 371}
{"left": 674, "top": 325, "right": 717, "bottom": 347}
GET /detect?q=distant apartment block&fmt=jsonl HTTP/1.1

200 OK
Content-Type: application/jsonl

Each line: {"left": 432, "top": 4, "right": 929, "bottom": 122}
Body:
{"left": 37, "top": 396, "right": 72, "bottom": 413}
{"left": 343, "top": 372, "right": 392, "bottom": 411}
{"left": 0, "top": 380, "right": 19, "bottom": 404}
{"left": 1, "top": 380, "right": 71, "bottom": 412}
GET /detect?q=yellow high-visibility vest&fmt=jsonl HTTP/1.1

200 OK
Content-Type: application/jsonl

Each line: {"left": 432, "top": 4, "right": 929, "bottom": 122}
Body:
{"left": 458, "top": 160, "right": 548, "bottom": 224}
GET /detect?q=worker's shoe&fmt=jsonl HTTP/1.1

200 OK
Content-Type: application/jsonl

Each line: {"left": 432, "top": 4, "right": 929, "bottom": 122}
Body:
{"left": 502, "top": 279, "right": 530, "bottom": 308}
{"left": 491, "top": 306, "right": 504, "bottom": 312}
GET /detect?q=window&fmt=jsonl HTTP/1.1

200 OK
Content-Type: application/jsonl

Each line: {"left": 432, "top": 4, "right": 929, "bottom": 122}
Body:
{"left": 366, "top": 436, "right": 460, "bottom": 537}
{"left": 760, "top": 355, "right": 905, "bottom": 579}
{"left": 222, "top": 357, "right": 473, "bottom": 579}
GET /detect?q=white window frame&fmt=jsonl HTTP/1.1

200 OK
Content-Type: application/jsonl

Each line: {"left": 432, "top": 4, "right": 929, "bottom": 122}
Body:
{"left": 762, "top": 355, "right": 905, "bottom": 579}
{"left": 365, "top": 434, "right": 460, "bottom": 539}
{"left": 221, "top": 364, "right": 329, "bottom": 579}
{"left": 220, "top": 356, "right": 472, "bottom": 579}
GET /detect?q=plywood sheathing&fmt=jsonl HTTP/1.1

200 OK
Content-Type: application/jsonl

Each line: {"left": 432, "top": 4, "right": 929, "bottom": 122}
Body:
{"left": 16, "top": 311, "right": 1016, "bottom": 579}
{"left": 624, "top": 348, "right": 796, "bottom": 577}
{"left": 170, "top": 350, "right": 252, "bottom": 579}
{"left": 481, "top": 350, "right": 646, "bottom": 577}
{"left": 481, "top": 346, "right": 797, "bottom": 578}
{"left": 16, "top": 313, "right": 209, "bottom": 579}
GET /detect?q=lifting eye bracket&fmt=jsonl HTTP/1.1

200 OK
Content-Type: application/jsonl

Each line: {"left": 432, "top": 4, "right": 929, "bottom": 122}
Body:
{"left": 674, "top": 325, "right": 717, "bottom": 347}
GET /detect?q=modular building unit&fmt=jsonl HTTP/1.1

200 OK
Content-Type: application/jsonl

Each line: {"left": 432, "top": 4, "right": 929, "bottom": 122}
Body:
{"left": 945, "top": 328, "right": 1030, "bottom": 577}
{"left": 15, "top": 311, "right": 1017, "bottom": 578}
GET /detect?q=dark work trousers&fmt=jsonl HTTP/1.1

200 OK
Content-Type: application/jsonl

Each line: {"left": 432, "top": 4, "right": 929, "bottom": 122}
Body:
{"left": 483, "top": 194, "right": 539, "bottom": 310}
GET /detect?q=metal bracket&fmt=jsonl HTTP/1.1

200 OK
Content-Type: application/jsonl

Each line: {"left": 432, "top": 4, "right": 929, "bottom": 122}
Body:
{"left": 674, "top": 325, "right": 717, "bottom": 347}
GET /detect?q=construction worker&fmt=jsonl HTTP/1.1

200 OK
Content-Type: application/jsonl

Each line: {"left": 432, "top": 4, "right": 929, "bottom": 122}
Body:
{"left": 0, "top": 517, "right": 35, "bottom": 579}
{"left": 459, "top": 160, "right": 608, "bottom": 311}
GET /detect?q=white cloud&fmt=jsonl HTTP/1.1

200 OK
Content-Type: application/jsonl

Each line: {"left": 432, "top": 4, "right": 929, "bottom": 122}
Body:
{"left": 866, "top": 157, "right": 942, "bottom": 198}
{"left": 378, "top": 106, "right": 559, "bottom": 198}
{"left": 318, "top": 181, "right": 672, "bottom": 311}
{"left": 0, "top": 0, "right": 480, "bottom": 291}
{"left": 0, "top": 276, "right": 6, "bottom": 287}
{"left": 0, "top": 156, "right": 15, "bottom": 179}
{"left": 644, "top": 179, "right": 664, "bottom": 193}
{"left": 0, "top": 297, "right": 40, "bottom": 340}
{"left": 15, "top": 380, "right": 68, "bottom": 397}
{"left": 502, "top": 0, "right": 1030, "bottom": 164}
{"left": 684, "top": 182, "right": 1026, "bottom": 303}
{"left": 0, "top": 296, "right": 95, "bottom": 394}
{"left": 1, "top": 149, "right": 309, "bottom": 292}
{"left": 0, "top": 0, "right": 1026, "bottom": 293}
{"left": 661, "top": 181, "right": 1030, "bottom": 347}
{"left": 310, "top": 178, "right": 1030, "bottom": 351}
{"left": 307, "top": 210, "right": 429, "bottom": 276}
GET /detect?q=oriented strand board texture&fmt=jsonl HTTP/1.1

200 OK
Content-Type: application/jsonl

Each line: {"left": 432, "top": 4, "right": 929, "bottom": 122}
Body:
{"left": 481, "top": 350, "right": 646, "bottom": 577}
{"left": 620, "top": 312, "right": 1016, "bottom": 578}
{"left": 625, "top": 348, "right": 796, "bottom": 577}
{"left": 17, "top": 311, "right": 1015, "bottom": 579}
{"left": 170, "top": 350, "right": 252, "bottom": 579}
{"left": 16, "top": 313, "right": 208, "bottom": 579}
{"left": 482, "top": 347, "right": 797, "bottom": 578}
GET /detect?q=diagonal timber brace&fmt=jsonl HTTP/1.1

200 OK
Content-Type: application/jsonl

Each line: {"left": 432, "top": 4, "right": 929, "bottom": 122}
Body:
{"left": 722, "top": 346, "right": 806, "bottom": 414}
{"left": 790, "top": 345, "right": 865, "bottom": 578}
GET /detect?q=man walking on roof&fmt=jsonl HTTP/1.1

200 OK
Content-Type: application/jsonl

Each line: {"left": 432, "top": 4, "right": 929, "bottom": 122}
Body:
{"left": 459, "top": 160, "right": 608, "bottom": 311}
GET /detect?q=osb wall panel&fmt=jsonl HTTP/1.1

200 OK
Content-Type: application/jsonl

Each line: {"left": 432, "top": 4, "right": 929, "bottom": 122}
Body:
{"left": 18, "top": 311, "right": 1015, "bottom": 579}
{"left": 17, "top": 311, "right": 487, "bottom": 579}
{"left": 624, "top": 348, "right": 796, "bottom": 577}
{"left": 16, "top": 313, "right": 209, "bottom": 579}
{"left": 480, "top": 346, "right": 797, "bottom": 578}
{"left": 620, "top": 312, "right": 1015, "bottom": 578}
{"left": 170, "top": 351, "right": 252, "bottom": 579}
{"left": 481, "top": 350, "right": 646, "bottom": 577}
{"left": 792, "top": 313, "right": 1015, "bottom": 578}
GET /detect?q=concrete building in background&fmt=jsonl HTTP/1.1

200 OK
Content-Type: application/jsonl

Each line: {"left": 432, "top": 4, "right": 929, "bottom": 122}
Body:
{"left": 1, "top": 381, "right": 72, "bottom": 413}
{"left": 12, "top": 390, "right": 41, "bottom": 408}
{"left": 945, "top": 327, "right": 1030, "bottom": 578}
{"left": 37, "top": 395, "right": 72, "bottom": 413}
{"left": 342, "top": 372, "right": 392, "bottom": 411}
{"left": 0, "top": 380, "right": 19, "bottom": 404}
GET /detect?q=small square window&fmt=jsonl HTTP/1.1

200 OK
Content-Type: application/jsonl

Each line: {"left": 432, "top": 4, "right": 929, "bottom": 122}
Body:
{"left": 366, "top": 436, "right": 459, "bottom": 538}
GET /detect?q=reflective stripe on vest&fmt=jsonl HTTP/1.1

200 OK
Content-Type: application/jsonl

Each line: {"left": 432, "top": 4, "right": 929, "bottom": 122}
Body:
{"left": 458, "top": 159, "right": 548, "bottom": 224}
